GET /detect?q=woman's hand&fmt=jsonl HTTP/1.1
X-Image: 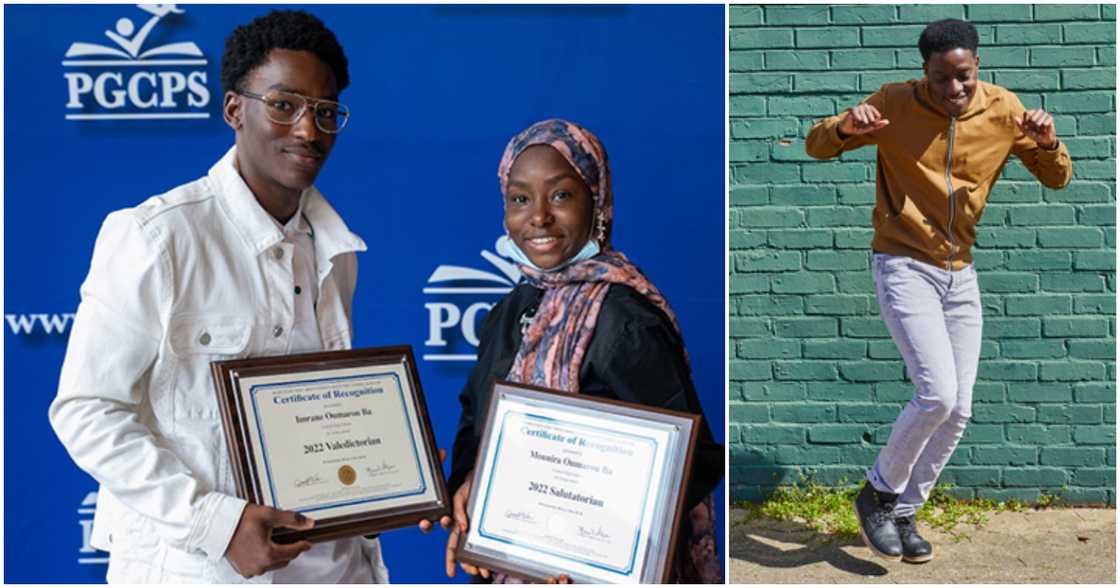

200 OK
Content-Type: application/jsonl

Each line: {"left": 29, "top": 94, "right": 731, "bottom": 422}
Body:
{"left": 443, "top": 475, "right": 493, "bottom": 578}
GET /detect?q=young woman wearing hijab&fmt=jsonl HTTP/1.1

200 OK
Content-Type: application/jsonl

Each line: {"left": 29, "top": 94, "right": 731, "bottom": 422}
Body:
{"left": 440, "top": 119, "right": 724, "bottom": 583}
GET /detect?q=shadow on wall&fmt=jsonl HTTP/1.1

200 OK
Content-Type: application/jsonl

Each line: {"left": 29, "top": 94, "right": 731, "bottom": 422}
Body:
{"left": 731, "top": 440, "right": 877, "bottom": 503}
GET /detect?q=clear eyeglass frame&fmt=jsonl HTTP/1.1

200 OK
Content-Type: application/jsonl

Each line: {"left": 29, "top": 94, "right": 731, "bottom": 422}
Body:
{"left": 237, "top": 89, "right": 351, "bottom": 134}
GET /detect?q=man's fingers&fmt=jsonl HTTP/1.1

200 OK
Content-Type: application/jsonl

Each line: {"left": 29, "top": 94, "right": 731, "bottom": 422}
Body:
{"left": 1020, "top": 110, "right": 1054, "bottom": 136}
{"left": 438, "top": 448, "right": 447, "bottom": 462}
{"left": 271, "top": 540, "right": 313, "bottom": 562}
{"left": 1026, "top": 110, "right": 1043, "bottom": 130}
{"left": 856, "top": 106, "right": 873, "bottom": 125}
{"left": 850, "top": 108, "right": 866, "bottom": 126}
{"left": 268, "top": 508, "right": 315, "bottom": 531}
{"left": 841, "top": 104, "right": 885, "bottom": 136}
{"left": 419, "top": 519, "right": 434, "bottom": 533}
{"left": 853, "top": 105, "right": 882, "bottom": 126}
{"left": 1016, "top": 114, "right": 1039, "bottom": 135}
{"left": 439, "top": 515, "right": 453, "bottom": 530}
{"left": 479, "top": 567, "right": 491, "bottom": 579}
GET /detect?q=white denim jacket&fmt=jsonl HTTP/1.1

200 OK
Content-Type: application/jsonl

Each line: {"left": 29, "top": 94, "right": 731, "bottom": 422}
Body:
{"left": 49, "top": 147, "right": 385, "bottom": 583}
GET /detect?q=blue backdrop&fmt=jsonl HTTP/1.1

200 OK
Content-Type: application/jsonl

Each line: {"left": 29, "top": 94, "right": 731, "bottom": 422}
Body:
{"left": 4, "top": 4, "right": 725, "bottom": 583}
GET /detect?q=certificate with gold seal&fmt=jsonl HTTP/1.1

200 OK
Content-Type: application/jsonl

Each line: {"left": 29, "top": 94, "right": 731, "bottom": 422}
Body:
{"left": 456, "top": 380, "right": 700, "bottom": 584}
{"left": 211, "top": 346, "right": 448, "bottom": 543}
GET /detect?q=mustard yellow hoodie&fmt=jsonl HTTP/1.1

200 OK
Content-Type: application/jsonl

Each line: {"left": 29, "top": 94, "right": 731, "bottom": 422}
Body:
{"left": 805, "top": 80, "right": 1072, "bottom": 271}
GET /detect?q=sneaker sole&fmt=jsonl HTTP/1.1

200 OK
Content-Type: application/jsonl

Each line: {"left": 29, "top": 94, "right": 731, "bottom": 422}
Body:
{"left": 902, "top": 552, "right": 933, "bottom": 564}
{"left": 854, "top": 498, "right": 903, "bottom": 561}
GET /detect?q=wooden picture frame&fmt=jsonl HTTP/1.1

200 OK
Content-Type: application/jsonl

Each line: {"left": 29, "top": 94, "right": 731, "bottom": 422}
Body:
{"left": 455, "top": 379, "right": 700, "bottom": 583}
{"left": 210, "top": 345, "right": 449, "bottom": 543}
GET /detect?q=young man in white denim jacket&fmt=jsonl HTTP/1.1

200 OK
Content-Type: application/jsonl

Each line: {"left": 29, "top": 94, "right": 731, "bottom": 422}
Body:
{"left": 49, "top": 10, "right": 390, "bottom": 583}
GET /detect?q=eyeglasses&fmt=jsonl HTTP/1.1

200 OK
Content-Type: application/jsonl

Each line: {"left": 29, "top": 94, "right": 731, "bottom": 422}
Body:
{"left": 237, "top": 90, "right": 351, "bottom": 134}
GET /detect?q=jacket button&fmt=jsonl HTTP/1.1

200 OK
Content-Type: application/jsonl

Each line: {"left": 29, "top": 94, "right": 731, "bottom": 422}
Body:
{"left": 273, "top": 326, "right": 284, "bottom": 338}
{"left": 199, "top": 332, "right": 211, "bottom": 346}
{"left": 273, "top": 247, "right": 284, "bottom": 260}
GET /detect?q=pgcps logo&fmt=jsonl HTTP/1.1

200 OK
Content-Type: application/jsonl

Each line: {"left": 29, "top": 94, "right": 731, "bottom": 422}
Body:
{"left": 423, "top": 239, "right": 522, "bottom": 362}
{"left": 77, "top": 491, "right": 107, "bottom": 565}
{"left": 63, "top": 4, "right": 210, "bottom": 121}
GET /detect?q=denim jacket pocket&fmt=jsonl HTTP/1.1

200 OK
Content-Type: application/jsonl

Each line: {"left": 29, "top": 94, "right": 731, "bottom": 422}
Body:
{"left": 167, "top": 314, "right": 252, "bottom": 421}
{"left": 169, "top": 314, "right": 252, "bottom": 356}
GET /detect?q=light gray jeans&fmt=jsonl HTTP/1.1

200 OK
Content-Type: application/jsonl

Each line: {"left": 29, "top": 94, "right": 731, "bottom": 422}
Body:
{"left": 867, "top": 253, "right": 983, "bottom": 518}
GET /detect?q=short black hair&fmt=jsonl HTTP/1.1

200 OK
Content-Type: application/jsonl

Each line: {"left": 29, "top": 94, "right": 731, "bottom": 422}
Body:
{"left": 918, "top": 19, "right": 979, "bottom": 62}
{"left": 221, "top": 10, "right": 349, "bottom": 94}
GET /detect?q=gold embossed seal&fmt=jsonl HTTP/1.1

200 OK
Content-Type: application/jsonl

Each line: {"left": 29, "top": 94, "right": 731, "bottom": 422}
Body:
{"left": 338, "top": 465, "right": 357, "bottom": 485}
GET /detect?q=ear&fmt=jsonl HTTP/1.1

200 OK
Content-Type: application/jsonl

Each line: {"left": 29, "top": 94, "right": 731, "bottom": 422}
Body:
{"left": 223, "top": 90, "right": 243, "bottom": 132}
{"left": 922, "top": 61, "right": 929, "bottom": 78}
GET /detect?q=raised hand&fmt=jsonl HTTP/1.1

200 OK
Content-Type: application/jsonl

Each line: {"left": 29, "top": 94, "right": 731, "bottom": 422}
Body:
{"left": 225, "top": 504, "right": 315, "bottom": 578}
{"left": 1016, "top": 109, "right": 1058, "bottom": 149}
{"left": 839, "top": 103, "right": 890, "bottom": 137}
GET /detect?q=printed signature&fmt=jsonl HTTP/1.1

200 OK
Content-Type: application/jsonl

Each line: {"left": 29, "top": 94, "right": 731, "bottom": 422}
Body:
{"left": 295, "top": 475, "right": 324, "bottom": 488}
{"left": 365, "top": 461, "right": 398, "bottom": 476}
{"left": 577, "top": 525, "right": 611, "bottom": 540}
{"left": 504, "top": 510, "right": 535, "bottom": 522}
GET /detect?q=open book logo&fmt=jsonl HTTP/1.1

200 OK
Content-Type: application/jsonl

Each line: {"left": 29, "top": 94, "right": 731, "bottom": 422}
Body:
{"left": 422, "top": 239, "right": 522, "bottom": 362}
{"left": 64, "top": 5, "right": 202, "bottom": 61}
{"left": 425, "top": 248, "right": 522, "bottom": 293}
{"left": 62, "top": 5, "right": 211, "bottom": 121}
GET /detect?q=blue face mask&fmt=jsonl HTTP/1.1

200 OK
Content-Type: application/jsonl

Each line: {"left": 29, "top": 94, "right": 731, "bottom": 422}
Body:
{"left": 496, "top": 234, "right": 601, "bottom": 273}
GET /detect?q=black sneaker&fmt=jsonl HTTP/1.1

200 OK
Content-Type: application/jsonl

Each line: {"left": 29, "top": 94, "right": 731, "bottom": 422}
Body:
{"left": 895, "top": 515, "right": 933, "bottom": 563}
{"left": 853, "top": 482, "right": 902, "bottom": 560}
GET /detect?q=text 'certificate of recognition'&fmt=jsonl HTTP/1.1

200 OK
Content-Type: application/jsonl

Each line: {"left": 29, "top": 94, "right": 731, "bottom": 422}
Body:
{"left": 461, "top": 382, "right": 696, "bottom": 584}
{"left": 239, "top": 364, "right": 435, "bottom": 519}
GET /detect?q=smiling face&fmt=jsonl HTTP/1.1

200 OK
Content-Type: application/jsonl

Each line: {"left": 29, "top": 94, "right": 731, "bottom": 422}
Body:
{"left": 924, "top": 47, "right": 979, "bottom": 117}
{"left": 504, "top": 144, "right": 594, "bottom": 270}
{"left": 226, "top": 48, "right": 339, "bottom": 214}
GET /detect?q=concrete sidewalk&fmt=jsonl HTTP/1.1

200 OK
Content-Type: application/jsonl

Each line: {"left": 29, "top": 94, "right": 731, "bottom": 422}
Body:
{"left": 729, "top": 507, "right": 1116, "bottom": 584}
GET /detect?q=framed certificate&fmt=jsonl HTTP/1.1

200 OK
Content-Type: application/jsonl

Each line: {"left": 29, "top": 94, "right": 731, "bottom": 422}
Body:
{"left": 456, "top": 380, "right": 700, "bottom": 584}
{"left": 210, "top": 346, "right": 449, "bottom": 543}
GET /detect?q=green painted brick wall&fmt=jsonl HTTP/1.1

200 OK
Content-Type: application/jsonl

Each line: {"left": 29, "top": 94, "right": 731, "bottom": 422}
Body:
{"left": 729, "top": 4, "right": 1116, "bottom": 505}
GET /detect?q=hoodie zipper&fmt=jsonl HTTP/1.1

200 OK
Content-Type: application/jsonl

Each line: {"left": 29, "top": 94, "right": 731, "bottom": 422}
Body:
{"left": 944, "top": 116, "right": 957, "bottom": 271}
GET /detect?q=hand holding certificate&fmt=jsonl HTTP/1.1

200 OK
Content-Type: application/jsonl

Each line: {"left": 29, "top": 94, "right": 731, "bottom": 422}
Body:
{"left": 455, "top": 381, "right": 699, "bottom": 584}
{"left": 211, "top": 346, "right": 449, "bottom": 543}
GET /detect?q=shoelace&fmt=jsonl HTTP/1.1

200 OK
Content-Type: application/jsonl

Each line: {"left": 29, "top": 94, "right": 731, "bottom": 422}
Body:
{"left": 867, "top": 507, "right": 895, "bottom": 525}
{"left": 896, "top": 516, "right": 921, "bottom": 538}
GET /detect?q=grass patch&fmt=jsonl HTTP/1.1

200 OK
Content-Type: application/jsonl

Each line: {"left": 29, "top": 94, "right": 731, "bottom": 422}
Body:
{"left": 734, "top": 480, "right": 1063, "bottom": 541}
